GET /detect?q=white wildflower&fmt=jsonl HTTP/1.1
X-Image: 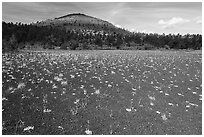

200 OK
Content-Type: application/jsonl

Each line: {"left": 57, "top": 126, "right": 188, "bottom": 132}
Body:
{"left": 59, "top": 73, "right": 63, "bottom": 77}
{"left": 70, "top": 74, "right": 75, "bottom": 78}
{"left": 85, "top": 129, "right": 92, "bottom": 135}
{"left": 43, "top": 109, "right": 52, "bottom": 113}
{"left": 54, "top": 76, "right": 63, "bottom": 81}
{"left": 161, "top": 113, "right": 168, "bottom": 121}
{"left": 23, "top": 126, "right": 34, "bottom": 131}
{"left": 95, "top": 89, "right": 100, "bottom": 94}
{"left": 108, "top": 84, "right": 112, "bottom": 87}
{"left": 17, "top": 82, "right": 25, "bottom": 89}
{"left": 61, "top": 81, "right": 68, "bottom": 86}
{"left": 2, "top": 97, "right": 8, "bottom": 101}
{"left": 126, "top": 108, "right": 131, "bottom": 112}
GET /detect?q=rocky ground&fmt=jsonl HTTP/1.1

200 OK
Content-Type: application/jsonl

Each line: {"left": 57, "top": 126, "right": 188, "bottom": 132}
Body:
{"left": 2, "top": 50, "right": 202, "bottom": 135}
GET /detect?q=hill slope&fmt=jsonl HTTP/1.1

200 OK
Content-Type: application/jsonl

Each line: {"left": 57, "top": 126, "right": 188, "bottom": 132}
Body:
{"left": 36, "top": 13, "right": 130, "bottom": 34}
{"left": 55, "top": 13, "right": 114, "bottom": 27}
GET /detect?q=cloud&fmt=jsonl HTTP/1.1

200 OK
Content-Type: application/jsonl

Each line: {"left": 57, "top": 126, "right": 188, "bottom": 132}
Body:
{"left": 194, "top": 16, "right": 202, "bottom": 24}
{"left": 115, "top": 24, "right": 122, "bottom": 28}
{"left": 111, "top": 21, "right": 123, "bottom": 28}
{"left": 158, "top": 17, "right": 190, "bottom": 28}
{"left": 141, "top": 30, "right": 154, "bottom": 34}
{"left": 130, "top": 28, "right": 136, "bottom": 32}
{"left": 196, "top": 20, "right": 202, "bottom": 24}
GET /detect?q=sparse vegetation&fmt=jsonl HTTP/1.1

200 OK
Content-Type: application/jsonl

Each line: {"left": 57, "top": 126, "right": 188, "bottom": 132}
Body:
{"left": 2, "top": 50, "right": 202, "bottom": 135}
{"left": 2, "top": 17, "right": 202, "bottom": 52}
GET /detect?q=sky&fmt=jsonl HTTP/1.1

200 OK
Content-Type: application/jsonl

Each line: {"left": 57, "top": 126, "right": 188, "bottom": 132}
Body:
{"left": 2, "top": 2, "right": 202, "bottom": 34}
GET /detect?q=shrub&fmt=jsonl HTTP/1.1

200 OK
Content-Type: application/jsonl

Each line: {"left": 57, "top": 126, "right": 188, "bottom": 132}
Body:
{"left": 164, "top": 45, "right": 170, "bottom": 49}
{"left": 69, "top": 40, "right": 79, "bottom": 50}
{"left": 2, "top": 40, "right": 10, "bottom": 53}
{"left": 60, "top": 42, "right": 69, "bottom": 50}
{"left": 143, "top": 43, "right": 155, "bottom": 50}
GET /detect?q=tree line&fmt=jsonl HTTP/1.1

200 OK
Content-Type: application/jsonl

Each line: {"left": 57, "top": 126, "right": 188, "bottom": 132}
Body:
{"left": 2, "top": 21, "right": 202, "bottom": 52}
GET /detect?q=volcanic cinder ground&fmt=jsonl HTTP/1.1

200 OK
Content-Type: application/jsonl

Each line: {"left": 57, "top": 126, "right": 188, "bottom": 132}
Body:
{"left": 2, "top": 50, "right": 202, "bottom": 135}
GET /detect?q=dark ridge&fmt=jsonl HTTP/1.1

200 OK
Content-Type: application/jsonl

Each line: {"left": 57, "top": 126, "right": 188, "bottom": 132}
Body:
{"left": 54, "top": 13, "right": 115, "bottom": 27}
{"left": 55, "top": 13, "right": 87, "bottom": 19}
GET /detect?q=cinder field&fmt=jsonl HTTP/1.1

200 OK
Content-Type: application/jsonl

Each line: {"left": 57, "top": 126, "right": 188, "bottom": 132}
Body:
{"left": 2, "top": 50, "right": 202, "bottom": 135}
